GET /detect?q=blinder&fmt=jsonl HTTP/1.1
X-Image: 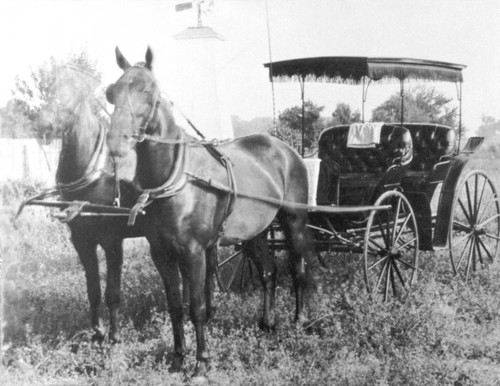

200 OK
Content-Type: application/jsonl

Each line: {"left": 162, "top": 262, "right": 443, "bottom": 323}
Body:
{"left": 106, "top": 83, "right": 115, "bottom": 104}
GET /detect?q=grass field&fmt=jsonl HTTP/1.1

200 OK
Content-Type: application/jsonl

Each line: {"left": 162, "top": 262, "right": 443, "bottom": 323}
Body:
{"left": 2, "top": 151, "right": 500, "bottom": 385}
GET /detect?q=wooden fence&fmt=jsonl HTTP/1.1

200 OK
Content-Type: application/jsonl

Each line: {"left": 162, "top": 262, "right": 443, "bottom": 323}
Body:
{"left": 0, "top": 138, "right": 61, "bottom": 183}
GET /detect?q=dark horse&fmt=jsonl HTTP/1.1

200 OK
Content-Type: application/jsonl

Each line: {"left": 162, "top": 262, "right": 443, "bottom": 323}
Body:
{"left": 105, "top": 47, "right": 314, "bottom": 377}
{"left": 35, "top": 78, "right": 146, "bottom": 344}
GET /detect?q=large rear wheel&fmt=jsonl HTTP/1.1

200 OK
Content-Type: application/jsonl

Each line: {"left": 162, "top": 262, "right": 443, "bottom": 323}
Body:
{"left": 449, "top": 170, "right": 500, "bottom": 279}
{"left": 364, "top": 190, "right": 419, "bottom": 301}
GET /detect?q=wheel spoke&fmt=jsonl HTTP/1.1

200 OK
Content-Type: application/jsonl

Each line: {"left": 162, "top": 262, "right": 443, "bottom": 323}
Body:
{"left": 465, "top": 180, "right": 475, "bottom": 223}
{"left": 376, "top": 214, "right": 390, "bottom": 249}
{"left": 373, "top": 257, "right": 389, "bottom": 294}
{"left": 391, "top": 198, "right": 402, "bottom": 244}
{"left": 478, "top": 212, "right": 500, "bottom": 228}
{"left": 475, "top": 176, "right": 488, "bottom": 222}
{"left": 474, "top": 236, "right": 484, "bottom": 266}
{"left": 477, "top": 195, "right": 497, "bottom": 224}
{"left": 454, "top": 234, "right": 473, "bottom": 272}
{"left": 368, "top": 254, "right": 387, "bottom": 270}
{"left": 485, "top": 232, "right": 500, "bottom": 241}
{"left": 392, "top": 259, "right": 409, "bottom": 289}
{"left": 367, "top": 237, "right": 386, "bottom": 253}
{"left": 224, "top": 251, "right": 245, "bottom": 291}
{"left": 396, "top": 236, "right": 418, "bottom": 251}
{"left": 453, "top": 231, "right": 473, "bottom": 246}
{"left": 396, "top": 257, "right": 416, "bottom": 271}
{"left": 393, "top": 213, "right": 412, "bottom": 246}
{"left": 453, "top": 220, "right": 472, "bottom": 233}
{"left": 390, "top": 261, "right": 397, "bottom": 297}
{"left": 384, "top": 259, "right": 391, "bottom": 301}
{"left": 458, "top": 197, "right": 474, "bottom": 227}
{"left": 477, "top": 235, "right": 494, "bottom": 263}
{"left": 465, "top": 237, "right": 475, "bottom": 279}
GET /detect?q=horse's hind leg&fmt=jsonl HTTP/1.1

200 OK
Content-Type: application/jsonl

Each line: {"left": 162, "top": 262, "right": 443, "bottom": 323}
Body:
{"left": 244, "top": 231, "right": 277, "bottom": 331}
{"left": 102, "top": 240, "right": 124, "bottom": 343}
{"left": 71, "top": 234, "right": 105, "bottom": 344}
{"left": 278, "top": 209, "right": 313, "bottom": 324}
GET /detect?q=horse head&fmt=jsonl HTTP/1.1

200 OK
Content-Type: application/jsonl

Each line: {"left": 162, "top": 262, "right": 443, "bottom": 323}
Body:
{"left": 106, "top": 46, "right": 173, "bottom": 160}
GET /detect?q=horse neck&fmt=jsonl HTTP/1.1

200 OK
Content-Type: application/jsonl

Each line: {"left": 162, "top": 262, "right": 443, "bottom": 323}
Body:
{"left": 135, "top": 102, "right": 182, "bottom": 189}
{"left": 56, "top": 102, "right": 102, "bottom": 183}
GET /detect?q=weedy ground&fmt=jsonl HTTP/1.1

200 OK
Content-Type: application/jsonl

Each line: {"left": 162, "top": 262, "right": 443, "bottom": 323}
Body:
{"left": 2, "top": 152, "right": 500, "bottom": 385}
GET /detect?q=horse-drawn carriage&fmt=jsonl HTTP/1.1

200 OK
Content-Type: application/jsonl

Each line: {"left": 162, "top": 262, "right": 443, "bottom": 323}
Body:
{"left": 216, "top": 56, "right": 500, "bottom": 300}
{"left": 17, "top": 51, "right": 500, "bottom": 376}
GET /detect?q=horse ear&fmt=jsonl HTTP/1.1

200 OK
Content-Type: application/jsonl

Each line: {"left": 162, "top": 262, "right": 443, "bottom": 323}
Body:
{"left": 115, "top": 46, "right": 131, "bottom": 70}
{"left": 105, "top": 83, "right": 115, "bottom": 104}
{"left": 145, "top": 46, "right": 153, "bottom": 70}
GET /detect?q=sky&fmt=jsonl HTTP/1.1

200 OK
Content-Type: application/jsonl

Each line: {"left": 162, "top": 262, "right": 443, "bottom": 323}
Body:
{"left": 1, "top": 0, "right": 500, "bottom": 134}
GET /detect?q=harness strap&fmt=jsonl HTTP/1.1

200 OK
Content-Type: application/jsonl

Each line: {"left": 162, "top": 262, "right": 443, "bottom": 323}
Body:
{"left": 16, "top": 124, "right": 108, "bottom": 219}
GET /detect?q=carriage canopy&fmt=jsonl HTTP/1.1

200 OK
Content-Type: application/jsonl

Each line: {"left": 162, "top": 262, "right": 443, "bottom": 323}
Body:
{"left": 263, "top": 57, "right": 466, "bottom": 84}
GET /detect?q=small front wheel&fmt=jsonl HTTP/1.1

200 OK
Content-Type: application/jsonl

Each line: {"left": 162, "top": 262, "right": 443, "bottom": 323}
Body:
{"left": 364, "top": 191, "right": 419, "bottom": 301}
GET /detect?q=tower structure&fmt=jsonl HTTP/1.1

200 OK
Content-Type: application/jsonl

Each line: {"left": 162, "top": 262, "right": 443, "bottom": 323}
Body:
{"left": 172, "top": 1, "right": 233, "bottom": 139}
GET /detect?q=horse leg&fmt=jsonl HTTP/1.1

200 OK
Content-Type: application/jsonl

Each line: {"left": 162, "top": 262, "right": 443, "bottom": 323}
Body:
{"left": 205, "top": 245, "right": 217, "bottom": 322}
{"left": 103, "top": 240, "right": 124, "bottom": 344}
{"left": 182, "top": 245, "right": 216, "bottom": 322}
{"left": 71, "top": 235, "right": 105, "bottom": 344}
{"left": 149, "top": 239, "right": 185, "bottom": 372}
{"left": 179, "top": 243, "right": 209, "bottom": 378}
{"left": 244, "top": 231, "right": 277, "bottom": 331}
{"left": 279, "top": 210, "right": 313, "bottom": 324}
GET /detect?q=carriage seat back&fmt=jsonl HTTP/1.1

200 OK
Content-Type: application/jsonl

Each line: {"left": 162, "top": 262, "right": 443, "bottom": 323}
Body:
{"left": 403, "top": 123, "right": 456, "bottom": 172}
{"left": 318, "top": 124, "right": 413, "bottom": 174}
{"left": 316, "top": 124, "right": 413, "bottom": 205}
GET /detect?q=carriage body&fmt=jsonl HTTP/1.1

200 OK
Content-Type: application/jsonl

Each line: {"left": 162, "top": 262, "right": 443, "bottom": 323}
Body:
{"left": 217, "top": 56, "right": 500, "bottom": 297}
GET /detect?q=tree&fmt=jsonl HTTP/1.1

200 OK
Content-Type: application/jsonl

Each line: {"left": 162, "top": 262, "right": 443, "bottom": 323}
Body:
{"left": 328, "top": 102, "right": 361, "bottom": 126}
{"left": 477, "top": 115, "right": 500, "bottom": 138}
{"left": 231, "top": 115, "right": 273, "bottom": 137}
{"left": 1, "top": 49, "right": 104, "bottom": 140}
{"left": 276, "top": 100, "right": 326, "bottom": 154}
{"left": 371, "top": 85, "right": 458, "bottom": 128}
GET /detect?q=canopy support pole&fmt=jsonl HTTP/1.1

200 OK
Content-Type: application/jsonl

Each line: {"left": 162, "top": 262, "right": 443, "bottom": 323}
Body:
{"left": 456, "top": 81, "right": 463, "bottom": 150}
{"left": 362, "top": 77, "right": 372, "bottom": 123}
{"left": 300, "top": 76, "right": 305, "bottom": 157}
{"left": 400, "top": 79, "right": 405, "bottom": 127}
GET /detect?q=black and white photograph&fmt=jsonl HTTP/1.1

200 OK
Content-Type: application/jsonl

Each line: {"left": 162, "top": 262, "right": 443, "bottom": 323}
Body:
{"left": 1, "top": 0, "right": 500, "bottom": 384}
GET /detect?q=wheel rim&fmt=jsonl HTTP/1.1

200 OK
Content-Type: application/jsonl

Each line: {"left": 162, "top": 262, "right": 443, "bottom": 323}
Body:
{"left": 364, "top": 191, "right": 419, "bottom": 301}
{"left": 449, "top": 170, "right": 500, "bottom": 279}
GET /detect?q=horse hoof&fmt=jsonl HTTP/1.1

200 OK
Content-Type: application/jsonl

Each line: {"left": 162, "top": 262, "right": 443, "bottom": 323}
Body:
{"left": 192, "top": 361, "right": 209, "bottom": 384}
{"left": 258, "top": 318, "right": 276, "bottom": 332}
{"left": 169, "top": 355, "right": 184, "bottom": 373}
{"left": 109, "top": 332, "right": 121, "bottom": 345}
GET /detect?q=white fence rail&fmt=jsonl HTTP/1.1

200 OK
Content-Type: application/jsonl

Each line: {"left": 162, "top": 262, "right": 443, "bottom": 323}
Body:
{"left": 0, "top": 138, "right": 61, "bottom": 183}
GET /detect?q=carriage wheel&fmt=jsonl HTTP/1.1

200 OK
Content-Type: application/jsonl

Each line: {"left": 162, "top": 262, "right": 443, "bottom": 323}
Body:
{"left": 364, "top": 190, "right": 419, "bottom": 301}
{"left": 215, "top": 245, "right": 256, "bottom": 292}
{"left": 449, "top": 170, "right": 500, "bottom": 279}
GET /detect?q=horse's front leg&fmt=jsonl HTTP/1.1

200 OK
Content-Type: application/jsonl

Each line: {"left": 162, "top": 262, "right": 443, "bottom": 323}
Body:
{"left": 102, "top": 239, "right": 124, "bottom": 343}
{"left": 180, "top": 243, "right": 210, "bottom": 378}
{"left": 149, "top": 239, "right": 185, "bottom": 372}
{"left": 71, "top": 234, "right": 105, "bottom": 344}
{"left": 245, "top": 232, "right": 277, "bottom": 331}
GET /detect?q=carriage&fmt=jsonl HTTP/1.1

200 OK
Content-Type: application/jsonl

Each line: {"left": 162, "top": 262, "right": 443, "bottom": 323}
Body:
{"left": 16, "top": 50, "right": 500, "bottom": 377}
{"left": 216, "top": 56, "right": 500, "bottom": 300}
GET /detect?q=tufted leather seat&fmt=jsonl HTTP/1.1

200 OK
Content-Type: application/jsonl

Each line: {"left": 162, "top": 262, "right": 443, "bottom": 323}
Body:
{"left": 316, "top": 124, "right": 413, "bottom": 205}
{"left": 403, "top": 124, "right": 456, "bottom": 172}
